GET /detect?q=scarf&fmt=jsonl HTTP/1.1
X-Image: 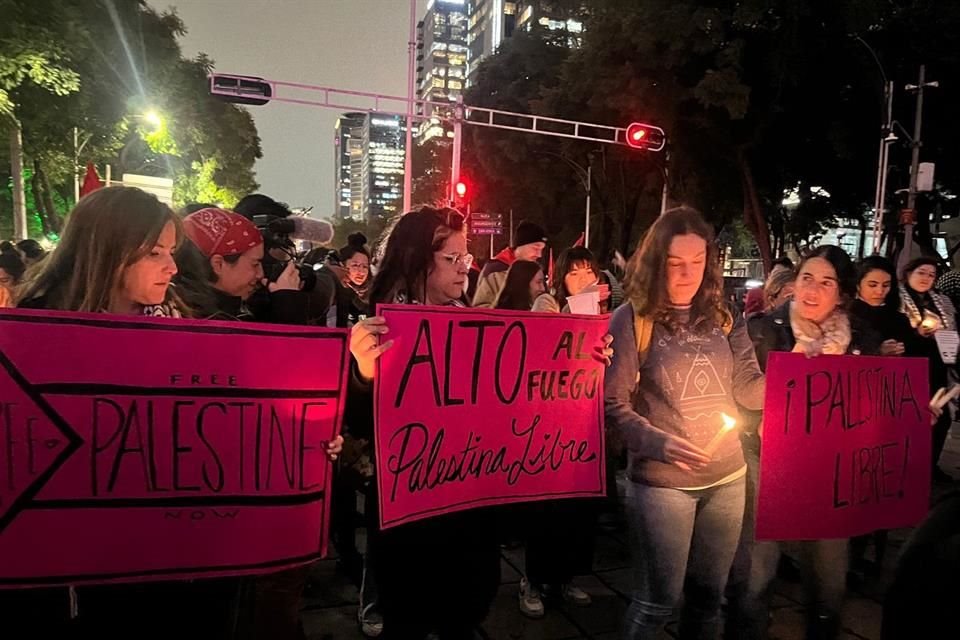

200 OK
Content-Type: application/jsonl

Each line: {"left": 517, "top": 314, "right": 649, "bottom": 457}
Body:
{"left": 142, "top": 302, "right": 182, "bottom": 318}
{"left": 789, "top": 301, "right": 851, "bottom": 355}
{"left": 899, "top": 284, "right": 954, "bottom": 330}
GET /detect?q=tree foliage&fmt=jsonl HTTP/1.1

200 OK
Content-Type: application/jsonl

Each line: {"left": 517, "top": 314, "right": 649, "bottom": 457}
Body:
{"left": 461, "top": 0, "right": 960, "bottom": 266}
{"left": 0, "top": 0, "right": 262, "bottom": 237}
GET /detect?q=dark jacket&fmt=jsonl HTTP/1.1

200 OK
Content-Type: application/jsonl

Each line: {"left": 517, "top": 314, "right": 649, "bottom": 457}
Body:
{"left": 748, "top": 302, "right": 882, "bottom": 371}
{"left": 849, "top": 299, "right": 914, "bottom": 347}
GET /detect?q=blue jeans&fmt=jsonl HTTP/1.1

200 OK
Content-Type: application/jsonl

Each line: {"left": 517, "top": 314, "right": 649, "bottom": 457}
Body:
{"left": 623, "top": 476, "right": 745, "bottom": 640}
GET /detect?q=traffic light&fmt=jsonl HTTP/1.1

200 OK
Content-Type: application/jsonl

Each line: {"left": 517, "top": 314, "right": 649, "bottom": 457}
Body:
{"left": 209, "top": 74, "right": 272, "bottom": 106}
{"left": 455, "top": 181, "right": 468, "bottom": 199}
{"left": 624, "top": 122, "right": 666, "bottom": 151}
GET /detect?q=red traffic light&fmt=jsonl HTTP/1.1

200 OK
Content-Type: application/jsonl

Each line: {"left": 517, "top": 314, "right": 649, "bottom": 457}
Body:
{"left": 455, "top": 181, "right": 468, "bottom": 199}
{"left": 624, "top": 122, "right": 666, "bottom": 151}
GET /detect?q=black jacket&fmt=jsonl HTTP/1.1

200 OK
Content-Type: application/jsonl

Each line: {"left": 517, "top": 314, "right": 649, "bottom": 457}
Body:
{"left": 849, "top": 299, "right": 914, "bottom": 347}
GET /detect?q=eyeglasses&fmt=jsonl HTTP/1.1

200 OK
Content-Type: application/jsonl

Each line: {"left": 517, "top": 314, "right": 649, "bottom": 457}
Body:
{"left": 439, "top": 252, "right": 473, "bottom": 269}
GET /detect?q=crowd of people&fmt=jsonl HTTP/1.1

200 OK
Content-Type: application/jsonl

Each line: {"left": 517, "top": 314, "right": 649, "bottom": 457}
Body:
{"left": 1, "top": 186, "right": 958, "bottom": 640}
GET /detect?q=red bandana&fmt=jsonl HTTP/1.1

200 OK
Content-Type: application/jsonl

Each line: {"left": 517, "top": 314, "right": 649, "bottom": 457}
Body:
{"left": 183, "top": 208, "right": 263, "bottom": 257}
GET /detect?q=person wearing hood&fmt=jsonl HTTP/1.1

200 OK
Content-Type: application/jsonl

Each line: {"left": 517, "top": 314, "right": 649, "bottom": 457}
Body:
{"left": 472, "top": 220, "right": 546, "bottom": 308}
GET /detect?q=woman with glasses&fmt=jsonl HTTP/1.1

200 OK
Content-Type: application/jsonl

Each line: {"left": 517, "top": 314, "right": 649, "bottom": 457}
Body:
{"left": 899, "top": 257, "right": 958, "bottom": 483}
{"left": 345, "top": 206, "right": 494, "bottom": 639}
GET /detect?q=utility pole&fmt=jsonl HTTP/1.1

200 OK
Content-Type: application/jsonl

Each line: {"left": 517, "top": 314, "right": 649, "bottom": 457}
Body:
{"left": 584, "top": 163, "right": 592, "bottom": 248}
{"left": 899, "top": 65, "right": 938, "bottom": 272}
{"left": 403, "top": 0, "right": 417, "bottom": 214}
{"left": 871, "top": 81, "right": 895, "bottom": 255}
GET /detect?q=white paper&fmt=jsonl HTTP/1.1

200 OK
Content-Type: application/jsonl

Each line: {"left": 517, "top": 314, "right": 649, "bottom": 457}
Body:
{"left": 567, "top": 291, "right": 600, "bottom": 315}
{"left": 934, "top": 329, "right": 960, "bottom": 364}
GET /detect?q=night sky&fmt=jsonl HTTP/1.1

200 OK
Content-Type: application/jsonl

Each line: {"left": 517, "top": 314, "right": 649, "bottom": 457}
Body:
{"left": 151, "top": 0, "right": 428, "bottom": 217}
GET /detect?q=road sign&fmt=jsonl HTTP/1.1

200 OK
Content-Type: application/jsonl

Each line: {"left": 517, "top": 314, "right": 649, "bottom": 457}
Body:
{"left": 471, "top": 212, "right": 504, "bottom": 235}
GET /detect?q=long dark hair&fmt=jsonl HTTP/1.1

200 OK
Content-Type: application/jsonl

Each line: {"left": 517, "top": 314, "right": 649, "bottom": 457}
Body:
{"left": 799, "top": 244, "right": 857, "bottom": 305}
{"left": 172, "top": 239, "right": 231, "bottom": 318}
{"left": 495, "top": 260, "right": 542, "bottom": 311}
{"left": 371, "top": 206, "right": 466, "bottom": 305}
{"left": 624, "top": 206, "right": 727, "bottom": 330}
{"left": 18, "top": 187, "right": 180, "bottom": 312}
{"left": 901, "top": 256, "right": 940, "bottom": 285}
{"left": 857, "top": 255, "right": 899, "bottom": 310}
{"left": 552, "top": 246, "right": 600, "bottom": 311}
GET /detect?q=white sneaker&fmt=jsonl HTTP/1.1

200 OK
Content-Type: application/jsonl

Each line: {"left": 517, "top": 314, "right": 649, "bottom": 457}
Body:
{"left": 561, "top": 582, "right": 592, "bottom": 607}
{"left": 358, "top": 602, "right": 383, "bottom": 638}
{"left": 518, "top": 577, "right": 545, "bottom": 618}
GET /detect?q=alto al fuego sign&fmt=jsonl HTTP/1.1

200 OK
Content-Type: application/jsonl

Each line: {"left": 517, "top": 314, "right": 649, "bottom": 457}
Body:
{"left": 374, "top": 306, "right": 608, "bottom": 530}
{"left": 0, "top": 310, "right": 349, "bottom": 587}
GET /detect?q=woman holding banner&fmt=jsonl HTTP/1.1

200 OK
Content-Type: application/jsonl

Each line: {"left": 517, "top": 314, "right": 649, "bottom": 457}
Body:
{"left": 348, "top": 205, "right": 499, "bottom": 639}
{"left": 733, "top": 245, "right": 881, "bottom": 640}
{"left": 350, "top": 206, "right": 614, "bottom": 638}
{"left": 605, "top": 207, "right": 765, "bottom": 640}
{"left": 7, "top": 187, "right": 204, "bottom": 634}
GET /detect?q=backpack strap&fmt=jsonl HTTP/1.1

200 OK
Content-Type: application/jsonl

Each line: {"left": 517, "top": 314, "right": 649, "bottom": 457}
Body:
{"left": 633, "top": 307, "right": 654, "bottom": 368}
{"left": 634, "top": 307, "right": 733, "bottom": 368}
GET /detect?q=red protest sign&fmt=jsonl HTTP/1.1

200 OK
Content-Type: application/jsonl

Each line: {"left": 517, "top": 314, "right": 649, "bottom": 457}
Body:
{"left": 374, "top": 306, "right": 607, "bottom": 529}
{"left": 757, "top": 352, "right": 930, "bottom": 540}
{"left": 0, "top": 309, "right": 348, "bottom": 587}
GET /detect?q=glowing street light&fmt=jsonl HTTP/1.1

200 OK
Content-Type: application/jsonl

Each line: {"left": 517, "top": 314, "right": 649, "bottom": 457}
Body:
{"left": 142, "top": 110, "right": 164, "bottom": 131}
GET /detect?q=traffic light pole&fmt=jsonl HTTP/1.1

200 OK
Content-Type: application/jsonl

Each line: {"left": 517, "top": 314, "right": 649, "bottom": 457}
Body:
{"left": 403, "top": 0, "right": 417, "bottom": 214}
{"left": 209, "top": 73, "right": 664, "bottom": 217}
{"left": 898, "top": 65, "right": 938, "bottom": 272}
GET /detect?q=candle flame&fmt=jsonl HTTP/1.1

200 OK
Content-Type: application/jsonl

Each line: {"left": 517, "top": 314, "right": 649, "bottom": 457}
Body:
{"left": 720, "top": 413, "right": 737, "bottom": 431}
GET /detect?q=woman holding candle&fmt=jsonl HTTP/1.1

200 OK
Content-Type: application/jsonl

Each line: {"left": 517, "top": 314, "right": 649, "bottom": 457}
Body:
{"left": 731, "top": 245, "right": 881, "bottom": 640}
{"left": 605, "top": 206, "right": 765, "bottom": 639}
{"left": 898, "top": 257, "right": 958, "bottom": 483}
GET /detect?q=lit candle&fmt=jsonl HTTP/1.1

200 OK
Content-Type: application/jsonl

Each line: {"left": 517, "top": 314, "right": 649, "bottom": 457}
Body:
{"left": 921, "top": 313, "right": 940, "bottom": 331}
{"left": 704, "top": 413, "right": 738, "bottom": 457}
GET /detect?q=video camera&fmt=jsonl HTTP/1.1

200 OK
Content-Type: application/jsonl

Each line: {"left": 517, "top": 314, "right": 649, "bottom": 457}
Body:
{"left": 252, "top": 214, "right": 334, "bottom": 292}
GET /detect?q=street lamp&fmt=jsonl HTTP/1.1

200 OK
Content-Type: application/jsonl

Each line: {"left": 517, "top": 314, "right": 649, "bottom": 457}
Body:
{"left": 142, "top": 110, "right": 164, "bottom": 131}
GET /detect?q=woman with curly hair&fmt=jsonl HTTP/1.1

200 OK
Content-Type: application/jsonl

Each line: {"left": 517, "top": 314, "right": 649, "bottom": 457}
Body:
{"left": 604, "top": 206, "right": 765, "bottom": 639}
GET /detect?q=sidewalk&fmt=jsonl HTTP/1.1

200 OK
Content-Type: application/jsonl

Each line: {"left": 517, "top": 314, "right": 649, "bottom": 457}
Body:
{"left": 301, "top": 431, "right": 960, "bottom": 640}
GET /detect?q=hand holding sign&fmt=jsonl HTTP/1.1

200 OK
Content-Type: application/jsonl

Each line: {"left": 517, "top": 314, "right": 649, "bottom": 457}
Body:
{"left": 351, "top": 316, "right": 394, "bottom": 381}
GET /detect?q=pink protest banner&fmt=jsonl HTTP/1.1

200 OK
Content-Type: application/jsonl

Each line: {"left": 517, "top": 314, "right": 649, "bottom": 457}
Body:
{"left": 757, "top": 352, "right": 931, "bottom": 540}
{"left": 374, "top": 305, "right": 607, "bottom": 529}
{"left": 0, "top": 309, "right": 348, "bottom": 587}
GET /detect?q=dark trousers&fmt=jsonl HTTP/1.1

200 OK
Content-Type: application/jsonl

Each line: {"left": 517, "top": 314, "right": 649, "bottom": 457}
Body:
{"left": 253, "top": 566, "right": 311, "bottom": 640}
{"left": 524, "top": 498, "right": 598, "bottom": 587}
{"left": 371, "top": 504, "right": 500, "bottom": 640}
{"left": 932, "top": 409, "right": 952, "bottom": 471}
{"left": 726, "top": 448, "right": 847, "bottom": 640}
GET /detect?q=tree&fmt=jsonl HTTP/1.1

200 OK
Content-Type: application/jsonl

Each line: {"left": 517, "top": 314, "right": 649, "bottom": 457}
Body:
{"left": 0, "top": 0, "right": 81, "bottom": 239}
{"left": 0, "top": 0, "right": 263, "bottom": 238}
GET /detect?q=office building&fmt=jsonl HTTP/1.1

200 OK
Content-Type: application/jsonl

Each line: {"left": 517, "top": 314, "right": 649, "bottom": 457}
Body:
{"left": 465, "top": 1, "right": 584, "bottom": 87}
{"left": 333, "top": 112, "right": 365, "bottom": 219}
{"left": 416, "top": 0, "right": 470, "bottom": 142}
{"left": 360, "top": 113, "right": 407, "bottom": 221}
{"left": 466, "top": 0, "right": 518, "bottom": 87}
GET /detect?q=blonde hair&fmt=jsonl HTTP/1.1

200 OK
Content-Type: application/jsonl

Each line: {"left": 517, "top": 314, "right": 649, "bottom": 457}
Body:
{"left": 17, "top": 187, "right": 181, "bottom": 312}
